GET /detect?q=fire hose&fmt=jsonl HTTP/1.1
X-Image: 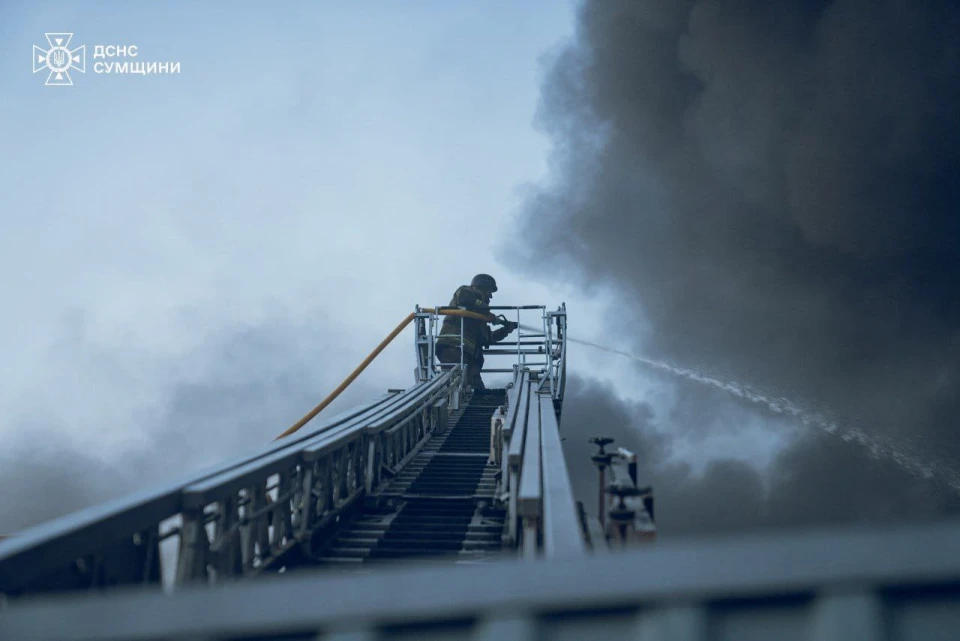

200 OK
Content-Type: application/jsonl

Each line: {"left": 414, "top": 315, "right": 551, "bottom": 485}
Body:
{"left": 274, "top": 308, "right": 511, "bottom": 440}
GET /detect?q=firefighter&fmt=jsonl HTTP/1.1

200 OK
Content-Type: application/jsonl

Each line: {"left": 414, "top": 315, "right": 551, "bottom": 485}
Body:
{"left": 435, "top": 274, "right": 517, "bottom": 390}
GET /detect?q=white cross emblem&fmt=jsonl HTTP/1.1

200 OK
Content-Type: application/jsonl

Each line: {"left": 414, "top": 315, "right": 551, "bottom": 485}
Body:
{"left": 33, "top": 33, "right": 86, "bottom": 86}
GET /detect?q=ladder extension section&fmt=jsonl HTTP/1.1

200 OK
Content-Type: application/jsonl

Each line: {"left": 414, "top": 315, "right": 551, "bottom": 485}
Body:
{"left": 315, "top": 390, "right": 508, "bottom": 565}
{"left": 0, "top": 372, "right": 461, "bottom": 598}
{"left": 0, "top": 303, "right": 587, "bottom": 602}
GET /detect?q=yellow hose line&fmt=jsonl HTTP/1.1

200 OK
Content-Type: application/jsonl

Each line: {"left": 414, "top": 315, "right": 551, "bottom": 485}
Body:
{"left": 273, "top": 308, "right": 495, "bottom": 440}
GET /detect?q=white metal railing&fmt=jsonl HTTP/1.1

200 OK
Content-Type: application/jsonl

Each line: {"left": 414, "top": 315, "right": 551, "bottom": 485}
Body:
{"left": 414, "top": 303, "right": 566, "bottom": 402}
{"left": 0, "top": 372, "right": 463, "bottom": 600}
{"left": 491, "top": 366, "right": 584, "bottom": 560}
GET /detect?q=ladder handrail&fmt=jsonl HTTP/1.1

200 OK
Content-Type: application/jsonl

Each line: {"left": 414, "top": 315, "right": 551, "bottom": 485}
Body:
{"left": 539, "top": 393, "right": 585, "bottom": 558}
{"left": 0, "top": 374, "right": 462, "bottom": 597}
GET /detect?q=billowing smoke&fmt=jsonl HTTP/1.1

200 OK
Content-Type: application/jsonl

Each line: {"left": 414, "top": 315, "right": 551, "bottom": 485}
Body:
{"left": 562, "top": 376, "right": 960, "bottom": 536}
{"left": 506, "top": 0, "right": 960, "bottom": 509}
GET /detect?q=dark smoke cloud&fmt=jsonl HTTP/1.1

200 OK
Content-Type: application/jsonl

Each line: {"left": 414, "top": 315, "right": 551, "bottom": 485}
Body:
{"left": 0, "top": 429, "right": 115, "bottom": 535}
{"left": 508, "top": 0, "right": 960, "bottom": 472}
{"left": 0, "top": 318, "right": 380, "bottom": 534}
{"left": 562, "top": 376, "right": 960, "bottom": 537}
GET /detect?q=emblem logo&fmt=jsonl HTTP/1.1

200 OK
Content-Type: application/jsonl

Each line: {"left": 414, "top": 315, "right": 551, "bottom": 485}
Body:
{"left": 33, "top": 33, "right": 86, "bottom": 86}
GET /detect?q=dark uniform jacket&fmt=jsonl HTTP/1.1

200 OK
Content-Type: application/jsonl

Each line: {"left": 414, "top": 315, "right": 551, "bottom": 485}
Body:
{"left": 436, "top": 285, "right": 512, "bottom": 359}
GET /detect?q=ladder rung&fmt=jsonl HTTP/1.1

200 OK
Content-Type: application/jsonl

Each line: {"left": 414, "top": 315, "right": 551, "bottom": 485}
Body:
{"left": 483, "top": 349, "right": 546, "bottom": 355}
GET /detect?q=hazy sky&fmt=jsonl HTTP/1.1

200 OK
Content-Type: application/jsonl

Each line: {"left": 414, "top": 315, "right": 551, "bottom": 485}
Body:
{"left": 1, "top": 2, "right": 577, "bottom": 433}
{"left": 2, "top": 1, "right": 930, "bottom": 537}
{"left": 0, "top": 1, "right": 624, "bottom": 531}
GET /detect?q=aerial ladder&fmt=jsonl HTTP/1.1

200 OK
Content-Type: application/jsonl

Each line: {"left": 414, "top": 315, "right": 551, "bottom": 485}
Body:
{"left": 0, "top": 302, "right": 653, "bottom": 593}
{"left": 1, "top": 303, "right": 958, "bottom": 641}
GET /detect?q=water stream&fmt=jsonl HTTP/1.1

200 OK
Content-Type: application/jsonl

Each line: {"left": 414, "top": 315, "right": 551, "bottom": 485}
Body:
{"left": 543, "top": 326, "right": 960, "bottom": 493}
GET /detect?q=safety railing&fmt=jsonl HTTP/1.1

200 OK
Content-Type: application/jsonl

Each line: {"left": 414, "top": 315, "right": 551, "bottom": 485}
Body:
{"left": 0, "top": 371, "right": 463, "bottom": 600}
{"left": 8, "top": 517, "right": 960, "bottom": 641}
{"left": 490, "top": 366, "right": 584, "bottom": 560}
{"left": 414, "top": 303, "right": 567, "bottom": 403}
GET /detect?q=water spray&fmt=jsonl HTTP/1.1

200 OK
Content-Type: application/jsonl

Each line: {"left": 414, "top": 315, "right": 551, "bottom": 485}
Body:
{"left": 532, "top": 324, "right": 960, "bottom": 494}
